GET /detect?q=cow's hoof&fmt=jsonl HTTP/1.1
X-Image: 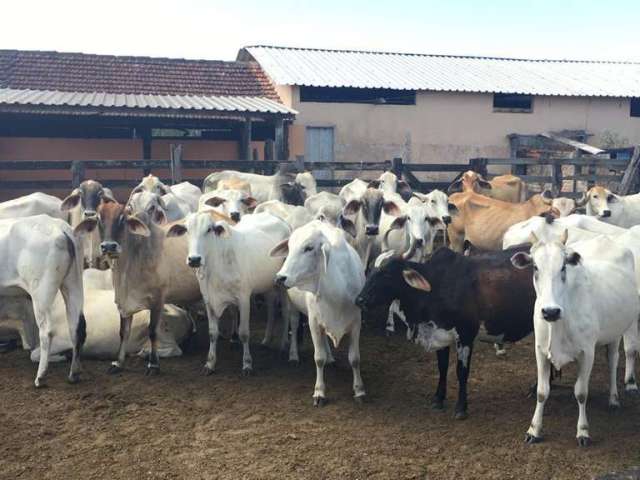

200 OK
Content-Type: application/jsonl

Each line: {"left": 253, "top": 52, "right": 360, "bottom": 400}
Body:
{"left": 34, "top": 378, "right": 47, "bottom": 389}
{"left": 385, "top": 330, "right": 394, "bottom": 337}
{"left": 288, "top": 359, "right": 300, "bottom": 367}
{"left": 201, "top": 366, "right": 216, "bottom": 376}
{"left": 107, "top": 364, "right": 123, "bottom": 375}
{"left": 608, "top": 400, "right": 621, "bottom": 410}
{"left": 454, "top": 410, "right": 468, "bottom": 421}
{"left": 145, "top": 365, "right": 160, "bottom": 376}
{"left": 354, "top": 395, "right": 366, "bottom": 404}
{"left": 577, "top": 436, "right": 591, "bottom": 447}
{"left": 524, "top": 433, "right": 543, "bottom": 444}
{"left": 495, "top": 349, "right": 507, "bottom": 357}
{"left": 241, "top": 367, "right": 253, "bottom": 377}
{"left": 431, "top": 398, "right": 445, "bottom": 411}
{"left": 313, "top": 396, "right": 327, "bottom": 407}
{"left": 67, "top": 373, "right": 81, "bottom": 384}
{"left": 624, "top": 385, "right": 639, "bottom": 396}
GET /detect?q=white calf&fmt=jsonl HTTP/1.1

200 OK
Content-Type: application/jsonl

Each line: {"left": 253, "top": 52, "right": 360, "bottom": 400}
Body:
{"left": 579, "top": 185, "right": 640, "bottom": 227}
{"left": 511, "top": 232, "right": 639, "bottom": 446}
{"left": 271, "top": 220, "right": 366, "bottom": 406}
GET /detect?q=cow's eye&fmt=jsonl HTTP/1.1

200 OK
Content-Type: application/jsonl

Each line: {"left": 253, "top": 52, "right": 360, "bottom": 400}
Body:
{"left": 304, "top": 245, "right": 314, "bottom": 253}
{"left": 607, "top": 195, "right": 614, "bottom": 202}
{"left": 561, "top": 265, "right": 566, "bottom": 273}
{"left": 533, "top": 265, "right": 538, "bottom": 272}
{"left": 593, "top": 195, "right": 598, "bottom": 199}
{"left": 431, "top": 200, "right": 436, "bottom": 204}
{"left": 206, "top": 226, "right": 213, "bottom": 234}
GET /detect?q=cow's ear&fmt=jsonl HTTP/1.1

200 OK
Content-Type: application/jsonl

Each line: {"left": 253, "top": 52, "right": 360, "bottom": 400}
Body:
{"left": 510, "top": 252, "right": 532, "bottom": 269}
{"left": 389, "top": 215, "right": 408, "bottom": 230}
{"left": 242, "top": 196, "right": 257, "bottom": 211}
{"left": 607, "top": 193, "right": 619, "bottom": 203}
{"left": 566, "top": 251, "right": 581, "bottom": 266}
{"left": 61, "top": 190, "right": 81, "bottom": 211}
{"left": 166, "top": 223, "right": 187, "bottom": 237}
{"left": 269, "top": 238, "right": 289, "bottom": 257}
{"left": 477, "top": 179, "right": 492, "bottom": 189}
{"left": 343, "top": 199, "right": 362, "bottom": 216}
{"left": 368, "top": 180, "right": 381, "bottom": 189}
{"left": 447, "top": 203, "right": 458, "bottom": 215}
{"left": 447, "top": 180, "right": 463, "bottom": 194}
{"left": 541, "top": 189, "right": 555, "bottom": 201}
{"left": 575, "top": 191, "right": 589, "bottom": 207}
{"left": 204, "top": 196, "right": 226, "bottom": 208}
{"left": 402, "top": 268, "right": 431, "bottom": 292}
{"left": 126, "top": 216, "right": 150, "bottom": 237}
{"left": 383, "top": 201, "right": 401, "bottom": 216}
{"left": 338, "top": 215, "right": 357, "bottom": 238}
{"left": 159, "top": 184, "right": 171, "bottom": 195}
{"left": 73, "top": 217, "right": 98, "bottom": 236}
{"left": 153, "top": 208, "right": 167, "bottom": 225}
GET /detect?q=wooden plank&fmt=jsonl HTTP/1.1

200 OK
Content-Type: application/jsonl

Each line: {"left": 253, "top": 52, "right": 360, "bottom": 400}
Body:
{"left": 618, "top": 146, "right": 640, "bottom": 195}
{"left": 513, "top": 175, "right": 554, "bottom": 183}
{"left": 539, "top": 132, "right": 605, "bottom": 155}
{"left": 563, "top": 175, "right": 623, "bottom": 182}
{"left": 403, "top": 163, "right": 469, "bottom": 172}
{"left": 0, "top": 161, "right": 73, "bottom": 170}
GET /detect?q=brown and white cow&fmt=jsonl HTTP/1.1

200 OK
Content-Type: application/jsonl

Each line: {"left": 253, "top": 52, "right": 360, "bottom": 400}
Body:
{"left": 447, "top": 191, "right": 555, "bottom": 251}
{"left": 577, "top": 185, "right": 640, "bottom": 228}
{"left": 74, "top": 201, "right": 207, "bottom": 375}
{"left": 448, "top": 170, "right": 527, "bottom": 203}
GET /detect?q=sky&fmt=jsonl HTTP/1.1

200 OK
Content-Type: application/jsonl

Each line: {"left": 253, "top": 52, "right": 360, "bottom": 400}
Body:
{"left": 1, "top": 0, "right": 639, "bottom": 62}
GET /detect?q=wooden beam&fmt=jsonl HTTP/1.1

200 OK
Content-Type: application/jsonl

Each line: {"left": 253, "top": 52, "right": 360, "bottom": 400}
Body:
{"left": 141, "top": 127, "right": 152, "bottom": 175}
{"left": 274, "top": 118, "right": 285, "bottom": 161}
{"left": 239, "top": 119, "right": 252, "bottom": 161}
{"left": 170, "top": 144, "right": 183, "bottom": 184}
{"left": 618, "top": 146, "right": 640, "bottom": 195}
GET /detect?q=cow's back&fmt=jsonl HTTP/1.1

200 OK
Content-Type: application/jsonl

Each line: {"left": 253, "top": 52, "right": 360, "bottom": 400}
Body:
{"left": 0, "top": 192, "right": 65, "bottom": 220}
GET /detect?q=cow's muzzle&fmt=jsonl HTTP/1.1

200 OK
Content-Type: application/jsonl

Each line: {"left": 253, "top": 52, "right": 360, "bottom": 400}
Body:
{"left": 275, "top": 274, "right": 288, "bottom": 288}
{"left": 100, "top": 241, "right": 120, "bottom": 256}
{"left": 230, "top": 212, "right": 241, "bottom": 222}
{"left": 83, "top": 210, "right": 97, "bottom": 218}
{"left": 541, "top": 307, "right": 561, "bottom": 322}
{"left": 601, "top": 210, "right": 612, "bottom": 218}
{"left": 187, "top": 255, "right": 202, "bottom": 268}
{"left": 365, "top": 225, "right": 379, "bottom": 236}
{"left": 442, "top": 215, "right": 452, "bottom": 225}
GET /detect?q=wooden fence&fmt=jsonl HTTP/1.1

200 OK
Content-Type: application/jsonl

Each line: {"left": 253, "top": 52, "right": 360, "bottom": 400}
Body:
{"left": 1, "top": 148, "right": 639, "bottom": 197}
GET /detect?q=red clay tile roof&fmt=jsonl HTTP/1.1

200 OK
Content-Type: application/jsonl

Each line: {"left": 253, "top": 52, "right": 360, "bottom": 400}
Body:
{"left": 0, "top": 50, "right": 280, "bottom": 101}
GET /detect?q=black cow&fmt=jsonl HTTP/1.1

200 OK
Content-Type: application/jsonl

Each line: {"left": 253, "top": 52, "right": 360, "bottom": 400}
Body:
{"left": 355, "top": 246, "right": 534, "bottom": 419}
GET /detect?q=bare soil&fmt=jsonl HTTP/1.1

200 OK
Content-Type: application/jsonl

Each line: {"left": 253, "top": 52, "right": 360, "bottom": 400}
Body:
{"left": 1, "top": 317, "right": 639, "bottom": 480}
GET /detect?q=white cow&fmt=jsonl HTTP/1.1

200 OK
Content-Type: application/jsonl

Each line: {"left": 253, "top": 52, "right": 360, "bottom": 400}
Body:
{"left": 127, "top": 191, "right": 170, "bottom": 224}
{"left": 296, "top": 172, "right": 318, "bottom": 197}
{"left": 199, "top": 188, "right": 257, "bottom": 222}
{"left": 511, "top": 231, "right": 639, "bottom": 446}
{"left": 0, "top": 192, "right": 66, "bottom": 220}
{"left": 167, "top": 211, "right": 291, "bottom": 375}
{"left": 254, "top": 200, "right": 313, "bottom": 230}
{"left": 579, "top": 186, "right": 640, "bottom": 227}
{"left": 0, "top": 215, "right": 84, "bottom": 387}
{"left": 304, "top": 191, "right": 345, "bottom": 226}
{"left": 203, "top": 166, "right": 306, "bottom": 205}
{"left": 170, "top": 181, "right": 202, "bottom": 212}
{"left": 271, "top": 220, "right": 366, "bottom": 406}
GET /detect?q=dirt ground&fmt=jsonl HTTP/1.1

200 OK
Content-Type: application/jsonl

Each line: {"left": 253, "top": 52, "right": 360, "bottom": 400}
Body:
{"left": 1, "top": 315, "right": 639, "bottom": 480}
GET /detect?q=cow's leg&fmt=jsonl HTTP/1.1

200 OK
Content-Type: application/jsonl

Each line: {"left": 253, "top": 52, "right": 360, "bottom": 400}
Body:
{"left": 238, "top": 297, "right": 253, "bottom": 375}
{"left": 309, "top": 316, "right": 328, "bottom": 406}
{"left": 324, "top": 335, "right": 335, "bottom": 364}
{"left": 60, "top": 285, "right": 86, "bottom": 384}
{"left": 283, "top": 298, "right": 300, "bottom": 364}
{"left": 607, "top": 340, "right": 621, "bottom": 408}
{"left": 32, "top": 302, "right": 52, "bottom": 388}
{"left": 261, "top": 291, "right": 277, "bottom": 347}
{"left": 108, "top": 314, "right": 132, "bottom": 374}
{"left": 574, "top": 349, "right": 595, "bottom": 447}
{"left": 385, "top": 301, "right": 398, "bottom": 335}
{"left": 202, "top": 302, "right": 220, "bottom": 375}
{"left": 622, "top": 322, "right": 639, "bottom": 394}
{"left": 145, "top": 303, "right": 163, "bottom": 375}
{"left": 454, "top": 341, "right": 473, "bottom": 420}
{"left": 349, "top": 322, "right": 366, "bottom": 402}
{"left": 494, "top": 342, "right": 506, "bottom": 357}
{"left": 526, "top": 345, "right": 551, "bottom": 443}
{"left": 432, "top": 347, "right": 449, "bottom": 410}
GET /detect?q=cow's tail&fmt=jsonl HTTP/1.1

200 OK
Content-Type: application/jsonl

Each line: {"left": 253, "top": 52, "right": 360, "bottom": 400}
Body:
{"left": 62, "top": 231, "right": 80, "bottom": 281}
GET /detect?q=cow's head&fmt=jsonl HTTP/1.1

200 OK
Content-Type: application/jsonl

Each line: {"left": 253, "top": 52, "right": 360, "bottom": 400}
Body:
{"left": 511, "top": 229, "right": 580, "bottom": 323}
{"left": 73, "top": 202, "right": 150, "bottom": 259}
{"left": 383, "top": 198, "right": 442, "bottom": 261}
{"left": 166, "top": 210, "right": 234, "bottom": 268}
{"left": 280, "top": 181, "right": 306, "bottom": 206}
{"left": 61, "top": 180, "right": 116, "bottom": 218}
{"left": 203, "top": 189, "right": 257, "bottom": 222}
{"left": 447, "top": 170, "right": 492, "bottom": 195}
{"left": 355, "top": 254, "right": 408, "bottom": 312}
{"left": 376, "top": 171, "right": 398, "bottom": 194}
{"left": 270, "top": 220, "right": 334, "bottom": 293}
{"left": 342, "top": 189, "right": 401, "bottom": 236}
{"left": 417, "top": 189, "right": 456, "bottom": 226}
{"left": 551, "top": 197, "right": 577, "bottom": 217}
{"left": 576, "top": 186, "right": 619, "bottom": 220}
{"left": 131, "top": 174, "right": 171, "bottom": 196}
{"left": 295, "top": 172, "right": 318, "bottom": 197}
{"left": 126, "top": 191, "right": 168, "bottom": 225}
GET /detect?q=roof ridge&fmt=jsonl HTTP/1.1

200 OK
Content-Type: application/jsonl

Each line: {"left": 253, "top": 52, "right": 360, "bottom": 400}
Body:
{"left": 244, "top": 44, "right": 640, "bottom": 65}
{"left": 0, "top": 49, "right": 255, "bottom": 66}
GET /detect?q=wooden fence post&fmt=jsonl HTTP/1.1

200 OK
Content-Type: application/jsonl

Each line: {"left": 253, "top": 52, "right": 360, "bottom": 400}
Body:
{"left": 170, "top": 144, "right": 183, "bottom": 184}
{"left": 469, "top": 158, "right": 488, "bottom": 177}
{"left": 295, "top": 155, "right": 305, "bottom": 172}
{"left": 71, "top": 160, "right": 85, "bottom": 188}
{"left": 550, "top": 159, "right": 562, "bottom": 194}
{"left": 618, "top": 146, "right": 640, "bottom": 195}
{"left": 391, "top": 157, "right": 403, "bottom": 178}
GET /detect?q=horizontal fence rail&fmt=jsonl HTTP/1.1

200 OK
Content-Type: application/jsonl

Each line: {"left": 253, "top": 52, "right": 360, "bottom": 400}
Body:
{"left": 0, "top": 149, "right": 638, "bottom": 199}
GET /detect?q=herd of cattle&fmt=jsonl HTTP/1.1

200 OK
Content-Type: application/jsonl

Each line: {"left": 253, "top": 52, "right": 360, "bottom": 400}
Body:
{"left": 1, "top": 164, "right": 640, "bottom": 447}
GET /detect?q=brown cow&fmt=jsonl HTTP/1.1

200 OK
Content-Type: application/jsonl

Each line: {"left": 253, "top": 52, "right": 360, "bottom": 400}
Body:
{"left": 448, "top": 170, "right": 527, "bottom": 203}
{"left": 447, "top": 191, "right": 555, "bottom": 251}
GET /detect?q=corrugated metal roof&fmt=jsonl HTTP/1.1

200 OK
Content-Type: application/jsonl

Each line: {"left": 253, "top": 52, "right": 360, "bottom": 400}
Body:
{"left": 0, "top": 88, "right": 297, "bottom": 115}
{"left": 242, "top": 46, "right": 640, "bottom": 97}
